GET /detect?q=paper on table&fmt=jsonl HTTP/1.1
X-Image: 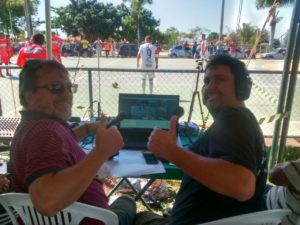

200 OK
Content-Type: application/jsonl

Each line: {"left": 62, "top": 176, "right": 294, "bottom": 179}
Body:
{"left": 97, "top": 150, "right": 165, "bottom": 178}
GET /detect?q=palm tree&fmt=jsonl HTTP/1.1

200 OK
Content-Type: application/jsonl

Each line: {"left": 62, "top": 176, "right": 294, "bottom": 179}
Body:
{"left": 238, "top": 23, "right": 257, "bottom": 49}
{"left": 255, "top": 0, "right": 294, "bottom": 51}
{"left": 123, "top": 0, "right": 153, "bottom": 45}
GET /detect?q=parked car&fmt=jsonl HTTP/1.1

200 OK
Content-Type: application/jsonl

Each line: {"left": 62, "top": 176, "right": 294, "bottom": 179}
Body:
{"left": 168, "top": 45, "right": 192, "bottom": 58}
{"left": 119, "top": 44, "right": 139, "bottom": 57}
{"left": 261, "top": 48, "right": 286, "bottom": 59}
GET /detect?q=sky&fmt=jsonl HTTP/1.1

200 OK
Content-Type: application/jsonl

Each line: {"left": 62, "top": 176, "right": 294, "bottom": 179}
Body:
{"left": 38, "top": 0, "right": 294, "bottom": 39}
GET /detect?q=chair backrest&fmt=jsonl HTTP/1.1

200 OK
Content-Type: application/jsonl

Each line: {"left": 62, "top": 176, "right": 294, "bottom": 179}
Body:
{"left": 0, "top": 211, "right": 12, "bottom": 225}
{"left": 0, "top": 193, "right": 118, "bottom": 225}
{"left": 199, "top": 209, "right": 292, "bottom": 225}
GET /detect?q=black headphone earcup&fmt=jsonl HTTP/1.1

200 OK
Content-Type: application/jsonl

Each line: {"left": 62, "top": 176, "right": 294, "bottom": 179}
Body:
{"left": 236, "top": 76, "right": 252, "bottom": 100}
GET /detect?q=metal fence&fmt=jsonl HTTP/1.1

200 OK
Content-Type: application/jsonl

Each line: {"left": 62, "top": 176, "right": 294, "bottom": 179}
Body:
{"left": 0, "top": 66, "right": 299, "bottom": 137}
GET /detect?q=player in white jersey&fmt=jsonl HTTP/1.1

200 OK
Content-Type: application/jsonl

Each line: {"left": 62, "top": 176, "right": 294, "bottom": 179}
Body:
{"left": 137, "top": 35, "right": 158, "bottom": 94}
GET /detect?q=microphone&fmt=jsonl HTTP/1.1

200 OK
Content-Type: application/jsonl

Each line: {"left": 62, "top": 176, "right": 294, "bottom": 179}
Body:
{"left": 107, "top": 112, "right": 126, "bottom": 160}
{"left": 173, "top": 106, "right": 184, "bottom": 118}
{"left": 106, "top": 112, "right": 126, "bottom": 128}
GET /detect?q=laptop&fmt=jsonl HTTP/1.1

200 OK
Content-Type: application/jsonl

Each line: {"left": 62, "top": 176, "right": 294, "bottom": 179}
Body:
{"left": 118, "top": 93, "right": 180, "bottom": 150}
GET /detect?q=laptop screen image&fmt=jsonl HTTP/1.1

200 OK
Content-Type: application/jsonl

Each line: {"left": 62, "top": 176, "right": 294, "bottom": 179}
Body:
{"left": 118, "top": 93, "right": 180, "bottom": 150}
{"left": 118, "top": 94, "right": 180, "bottom": 131}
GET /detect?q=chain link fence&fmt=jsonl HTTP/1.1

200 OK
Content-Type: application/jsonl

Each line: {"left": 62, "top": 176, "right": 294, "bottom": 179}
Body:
{"left": 0, "top": 66, "right": 299, "bottom": 137}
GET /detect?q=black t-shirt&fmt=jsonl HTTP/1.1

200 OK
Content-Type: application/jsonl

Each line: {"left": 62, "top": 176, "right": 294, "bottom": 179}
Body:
{"left": 171, "top": 107, "right": 267, "bottom": 225}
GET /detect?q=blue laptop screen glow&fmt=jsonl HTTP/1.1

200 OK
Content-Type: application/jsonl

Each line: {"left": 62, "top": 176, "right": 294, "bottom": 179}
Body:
{"left": 119, "top": 94, "right": 179, "bottom": 130}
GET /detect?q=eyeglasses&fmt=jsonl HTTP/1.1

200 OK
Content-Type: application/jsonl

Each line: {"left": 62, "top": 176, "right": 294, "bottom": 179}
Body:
{"left": 34, "top": 83, "right": 78, "bottom": 94}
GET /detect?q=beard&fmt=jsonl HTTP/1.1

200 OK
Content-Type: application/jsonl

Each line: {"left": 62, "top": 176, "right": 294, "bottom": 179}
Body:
{"left": 54, "top": 102, "right": 72, "bottom": 121}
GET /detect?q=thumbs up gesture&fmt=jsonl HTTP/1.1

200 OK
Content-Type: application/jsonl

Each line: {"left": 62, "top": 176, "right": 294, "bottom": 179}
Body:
{"left": 147, "top": 116, "right": 178, "bottom": 161}
{"left": 95, "top": 114, "right": 124, "bottom": 159}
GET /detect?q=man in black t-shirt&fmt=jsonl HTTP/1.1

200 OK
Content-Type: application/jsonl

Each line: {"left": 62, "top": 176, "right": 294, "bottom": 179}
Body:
{"left": 134, "top": 54, "right": 267, "bottom": 225}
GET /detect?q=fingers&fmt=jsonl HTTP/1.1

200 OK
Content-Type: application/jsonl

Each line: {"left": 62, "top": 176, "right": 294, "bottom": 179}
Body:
{"left": 168, "top": 116, "right": 178, "bottom": 139}
{"left": 98, "top": 114, "right": 108, "bottom": 130}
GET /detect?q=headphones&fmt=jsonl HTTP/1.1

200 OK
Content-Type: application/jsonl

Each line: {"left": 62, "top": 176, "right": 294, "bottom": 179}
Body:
{"left": 235, "top": 72, "right": 252, "bottom": 101}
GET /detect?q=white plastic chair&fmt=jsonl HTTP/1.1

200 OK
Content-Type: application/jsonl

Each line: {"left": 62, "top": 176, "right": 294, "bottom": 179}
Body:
{"left": 0, "top": 211, "right": 12, "bottom": 225}
{"left": 0, "top": 192, "right": 118, "bottom": 225}
{"left": 199, "top": 209, "right": 292, "bottom": 225}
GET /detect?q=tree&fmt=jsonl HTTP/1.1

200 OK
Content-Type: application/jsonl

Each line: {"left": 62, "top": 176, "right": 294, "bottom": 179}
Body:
{"left": 52, "top": 1, "right": 123, "bottom": 41}
{"left": 123, "top": 0, "right": 153, "bottom": 44}
{"left": 207, "top": 32, "right": 219, "bottom": 43}
{"left": 0, "top": 0, "right": 39, "bottom": 36}
{"left": 121, "top": 5, "right": 159, "bottom": 43}
{"left": 238, "top": 23, "right": 258, "bottom": 49}
{"left": 163, "top": 27, "right": 180, "bottom": 46}
{"left": 255, "top": 0, "right": 294, "bottom": 50}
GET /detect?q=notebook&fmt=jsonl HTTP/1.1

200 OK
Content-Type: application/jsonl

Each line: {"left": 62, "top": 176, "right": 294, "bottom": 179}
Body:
{"left": 118, "top": 93, "right": 180, "bottom": 150}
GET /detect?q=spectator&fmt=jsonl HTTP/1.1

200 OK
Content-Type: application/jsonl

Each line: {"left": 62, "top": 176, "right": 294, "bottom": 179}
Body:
{"left": 110, "top": 40, "right": 116, "bottom": 57}
{"left": 0, "top": 33, "right": 11, "bottom": 76}
{"left": 192, "top": 41, "right": 197, "bottom": 58}
{"left": 10, "top": 59, "right": 136, "bottom": 225}
{"left": 103, "top": 39, "right": 110, "bottom": 57}
{"left": 94, "top": 37, "right": 103, "bottom": 57}
{"left": 137, "top": 35, "right": 158, "bottom": 94}
{"left": 16, "top": 33, "right": 47, "bottom": 68}
{"left": 155, "top": 41, "right": 161, "bottom": 55}
{"left": 51, "top": 32, "right": 62, "bottom": 63}
{"left": 266, "top": 159, "right": 300, "bottom": 225}
{"left": 80, "top": 37, "right": 89, "bottom": 57}
{"left": 183, "top": 41, "right": 189, "bottom": 58}
{"left": 135, "top": 54, "right": 267, "bottom": 225}
{"left": 229, "top": 41, "right": 236, "bottom": 57}
{"left": 201, "top": 34, "right": 208, "bottom": 59}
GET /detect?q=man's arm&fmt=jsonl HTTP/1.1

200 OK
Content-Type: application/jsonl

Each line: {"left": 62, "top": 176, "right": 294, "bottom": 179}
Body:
{"left": 28, "top": 116, "right": 123, "bottom": 216}
{"left": 137, "top": 53, "right": 141, "bottom": 68}
{"left": 155, "top": 48, "right": 158, "bottom": 69}
{"left": 148, "top": 116, "right": 255, "bottom": 202}
{"left": 73, "top": 122, "right": 99, "bottom": 141}
{"left": 269, "top": 163, "right": 289, "bottom": 186}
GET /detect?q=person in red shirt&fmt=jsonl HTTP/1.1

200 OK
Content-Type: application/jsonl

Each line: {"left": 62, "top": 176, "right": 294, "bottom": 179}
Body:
{"left": 16, "top": 33, "right": 47, "bottom": 67}
{"left": 51, "top": 32, "right": 62, "bottom": 63}
{"left": 0, "top": 33, "right": 10, "bottom": 77}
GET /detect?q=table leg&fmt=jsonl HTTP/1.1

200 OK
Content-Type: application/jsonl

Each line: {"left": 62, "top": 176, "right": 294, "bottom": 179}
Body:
{"left": 107, "top": 178, "right": 126, "bottom": 197}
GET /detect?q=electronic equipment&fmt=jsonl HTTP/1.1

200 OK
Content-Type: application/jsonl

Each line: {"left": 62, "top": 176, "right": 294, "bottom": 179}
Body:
{"left": 118, "top": 93, "right": 180, "bottom": 150}
{"left": 142, "top": 151, "right": 159, "bottom": 164}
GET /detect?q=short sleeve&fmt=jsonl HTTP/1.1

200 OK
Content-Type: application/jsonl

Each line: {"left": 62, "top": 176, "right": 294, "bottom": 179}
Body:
{"left": 283, "top": 159, "right": 300, "bottom": 191}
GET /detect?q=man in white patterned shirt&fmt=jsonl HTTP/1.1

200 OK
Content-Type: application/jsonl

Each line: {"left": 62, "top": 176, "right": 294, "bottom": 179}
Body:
{"left": 266, "top": 159, "right": 300, "bottom": 225}
{"left": 137, "top": 35, "right": 158, "bottom": 94}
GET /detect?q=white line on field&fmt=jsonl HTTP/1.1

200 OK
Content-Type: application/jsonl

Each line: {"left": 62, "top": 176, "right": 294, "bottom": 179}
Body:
{"left": 74, "top": 58, "right": 122, "bottom": 83}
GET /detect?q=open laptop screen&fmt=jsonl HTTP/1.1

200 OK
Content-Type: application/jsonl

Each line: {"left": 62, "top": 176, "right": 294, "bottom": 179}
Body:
{"left": 118, "top": 94, "right": 179, "bottom": 130}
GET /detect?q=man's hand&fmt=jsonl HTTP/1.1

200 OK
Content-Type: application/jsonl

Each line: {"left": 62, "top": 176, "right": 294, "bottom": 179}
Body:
{"left": 95, "top": 115, "right": 124, "bottom": 159}
{"left": 0, "top": 175, "right": 10, "bottom": 193}
{"left": 269, "top": 163, "right": 289, "bottom": 186}
{"left": 147, "top": 116, "right": 178, "bottom": 161}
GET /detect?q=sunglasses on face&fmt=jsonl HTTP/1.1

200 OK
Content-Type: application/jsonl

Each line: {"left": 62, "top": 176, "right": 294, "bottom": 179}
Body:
{"left": 34, "top": 83, "right": 78, "bottom": 94}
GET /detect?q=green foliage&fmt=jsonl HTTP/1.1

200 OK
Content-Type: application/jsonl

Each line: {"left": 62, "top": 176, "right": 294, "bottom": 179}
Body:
{"left": 52, "top": 0, "right": 159, "bottom": 43}
{"left": 0, "top": 0, "right": 39, "bottom": 35}
{"left": 121, "top": 8, "right": 160, "bottom": 43}
{"left": 283, "top": 146, "right": 300, "bottom": 162}
{"left": 162, "top": 27, "right": 180, "bottom": 47}
{"left": 255, "top": 0, "right": 294, "bottom": 9}
{"left": 207, "top": 32, "right": 219, "bottom": 43}
{"left": 52, "top": 0, "right": 123, "bottom": 41}
{"left": 272, "top": 38, "right": 281, "bottom": 48}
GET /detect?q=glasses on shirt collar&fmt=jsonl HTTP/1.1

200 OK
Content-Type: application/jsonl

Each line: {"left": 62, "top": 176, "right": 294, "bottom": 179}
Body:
{"left": 34, "top": 83, "right": 78, "bottom": 94}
